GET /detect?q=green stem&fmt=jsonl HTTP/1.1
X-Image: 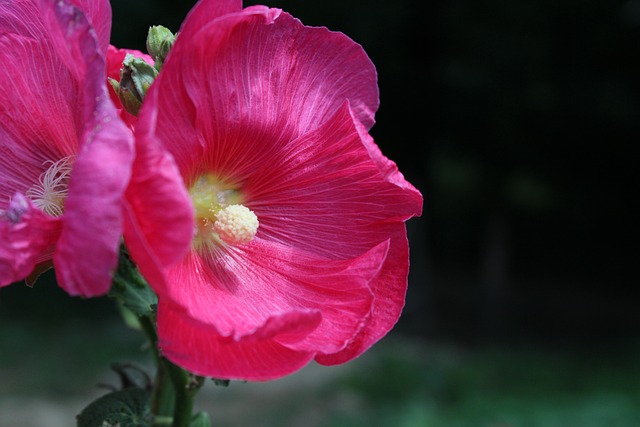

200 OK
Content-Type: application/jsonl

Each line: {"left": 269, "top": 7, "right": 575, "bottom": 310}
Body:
{"left": 166, "top": 360, "right": 202, "bottom": 427}
{"left": 151, "top": 361, "right": 176, "bottom": 418}
{"left": 168, "top": 364, "right": 191, "bottom": 427}
{"left": 138, "top": 313, "right": 177, "bottom": 424}
{"left": 137, "top": 301, "right": 201, "bottom": 426}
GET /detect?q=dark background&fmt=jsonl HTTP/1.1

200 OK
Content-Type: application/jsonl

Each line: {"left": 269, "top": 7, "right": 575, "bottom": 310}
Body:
{"left": 109, "top": 0, "right": 639, "bottom": 348}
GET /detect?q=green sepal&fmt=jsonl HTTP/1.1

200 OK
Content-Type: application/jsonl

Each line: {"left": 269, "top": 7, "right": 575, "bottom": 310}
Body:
{"left": 125, "top": 55, "right": 157, "bottom": 98}
{"left": 76, "top": 388, "right": 152, "bottom": 427}
{"left": 107, "top": 77, "right": 120, "bottom": 93}
{"left": 190, "top": 412, "right": 212, "bottom": 427}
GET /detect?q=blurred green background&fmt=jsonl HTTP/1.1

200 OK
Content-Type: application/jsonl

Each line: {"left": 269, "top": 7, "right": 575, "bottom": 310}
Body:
{"left": 1, "top": 0, "right": 639, "bottom": 426}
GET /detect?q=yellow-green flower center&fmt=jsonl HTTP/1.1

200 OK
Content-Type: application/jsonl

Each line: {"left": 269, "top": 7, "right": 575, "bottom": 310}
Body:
{"left": 189, "top": 174, "right": 259, "bottom": 248}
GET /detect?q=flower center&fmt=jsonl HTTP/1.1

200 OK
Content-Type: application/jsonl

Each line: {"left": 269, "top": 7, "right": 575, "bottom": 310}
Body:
{"left": 189, "top": 174, "right": 259, "bottom": 248}
{"left": 25, "top": 156, "right": 74, "bottom": 217}
{"left": 213, "top": 204, "right": 259, "bottom": 245}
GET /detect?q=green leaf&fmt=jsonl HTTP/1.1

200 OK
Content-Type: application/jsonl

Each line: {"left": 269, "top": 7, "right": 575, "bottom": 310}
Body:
{"left": 111, "top": 363, "right": 153, "bottom": 391}
{"left": 77, "top": 388, "right": 152, "bottom": 427}
{"left": 190, "top": 412, "right": 212, "bottom": 427}
{"left": 110, "top": 250, "right": 158, "bottom": 318}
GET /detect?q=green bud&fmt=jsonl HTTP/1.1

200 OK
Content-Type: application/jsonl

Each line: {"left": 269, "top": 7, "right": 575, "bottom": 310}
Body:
{"left": 116, "top": 54, "right": 158, "bottom": 116}
{"left": 110, "top": 76, "right": 142, "bottom": 116}
{"left": 147, "top": 25, "right": 176, "bottom": 70}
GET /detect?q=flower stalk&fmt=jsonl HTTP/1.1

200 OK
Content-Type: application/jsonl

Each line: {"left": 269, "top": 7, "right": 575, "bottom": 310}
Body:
{"left": 166, "top": 362, "right": 204, "bottom": 427}
{"left": 113, "top": 249, "right": 204, "bottom": 427}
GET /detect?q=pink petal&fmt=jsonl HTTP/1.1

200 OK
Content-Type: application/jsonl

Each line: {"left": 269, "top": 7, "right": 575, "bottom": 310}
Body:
{"left": 137, "top": 55, "right": 202, "bottom": 175}
{"left": 158, "top": 300, "right": 316, "bottom": 381}
{"left": 123, "top": 88, "right": 195, "bottom": 293}
{"left": 240, "top": 102, "right": 421, "bottom": 261}
{"left": 174, "top": 0, "right": 242, "bottom": 43}
{"left": 0, "top": 1, "right": 47, "bottom": 40}
{"left": 2, "top": 0, "right": 112, "bottom": 54}
{"left": 270, "top": 241, "right": 390, "bottom": 353}
{"left": 0, "top": 194, "right": 61, "bottom": 287}
{"left": 65, "top": 0, "right": 112, "bottom": 52}
{"left": 162, "top": 240, "right": 389, "bottom": 355}
{"left": 353, "top": 118, "right": 423, "bottom": 210}
{"left": 0, "top": 33, "right": 78, "bottom": 181}
{"left": 46, "top": 0, "right": 134, "bottom": 296}
{"left": 39, "top": 0, "right": 93, "bottom": 82}
{"left": 316, "top": 223, "right": 411, "bottom": 365}
{"left": 54, "top": 122, "right": 133, "bottom": 296}
{"left": 149, "top": 5, "right": 378, "bottom": 176}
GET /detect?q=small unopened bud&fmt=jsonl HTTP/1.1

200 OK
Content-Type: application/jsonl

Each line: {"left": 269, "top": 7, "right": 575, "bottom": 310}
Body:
{"left": 147, "top": 25, "right": 175, "bottom": 70}
{"left": 115, "top": 54, "right": 158, "bottom": 116}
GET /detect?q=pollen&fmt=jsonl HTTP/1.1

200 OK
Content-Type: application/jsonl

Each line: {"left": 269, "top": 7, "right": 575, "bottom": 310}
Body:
{"left": 213, "top": 204, "right": 259, "bottom": 245}
{"left": 25, "top": 156, "right": 74, "bottom": 217}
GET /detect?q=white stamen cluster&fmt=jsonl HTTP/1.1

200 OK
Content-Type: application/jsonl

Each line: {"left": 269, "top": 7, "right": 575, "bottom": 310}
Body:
{"left": 25, "top": 156, "right": 74, "bottom": 217}
{"left": 213, "top": 204, "right": 259, "bottom": 245}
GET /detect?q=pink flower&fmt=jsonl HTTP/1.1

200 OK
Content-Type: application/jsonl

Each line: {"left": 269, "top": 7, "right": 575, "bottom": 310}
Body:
{"left": 126, "top": 0, "right": 422, "bottom": 380}
{"left": 0, "top": 0, "right": 134, "bottom": 296}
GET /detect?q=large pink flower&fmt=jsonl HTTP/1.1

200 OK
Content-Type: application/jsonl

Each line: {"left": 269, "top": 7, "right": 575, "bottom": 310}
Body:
{"left": 127, "top": 0, "right": 422, "bottom": 380}
{"left": 0, "top": 0, "right": 134, "bottom": 296}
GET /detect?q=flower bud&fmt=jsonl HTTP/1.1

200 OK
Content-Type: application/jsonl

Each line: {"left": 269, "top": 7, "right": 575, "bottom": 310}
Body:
{"left": 146, "top": 25, "right": 175, "bottom": 70}
{"left": 114, "top": 54, "right": 159, "bottom": 116}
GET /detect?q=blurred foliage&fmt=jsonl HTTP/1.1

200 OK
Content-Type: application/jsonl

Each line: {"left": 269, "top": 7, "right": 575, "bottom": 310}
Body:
{"left": 4, "top": 294, "right": 639, "bottom": 427}
{"left": 173, "top": 339, "right": 640, "bottom": 426}
{"left": 0, "top": 275, "right": 146, "bottom": 397}
{"left": 318, "top": 340, "right": 640, "bottom": 427}
{"left": 3, "top": 277, "right": 639, "bottom": 427}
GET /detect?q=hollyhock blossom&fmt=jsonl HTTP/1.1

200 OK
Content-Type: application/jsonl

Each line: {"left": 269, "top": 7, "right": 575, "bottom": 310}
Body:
{"left": 0, "top": 0, "right": 134, "bottom": 295}
{"left": 127, "top": 0, "right": 422, "bottom": 380}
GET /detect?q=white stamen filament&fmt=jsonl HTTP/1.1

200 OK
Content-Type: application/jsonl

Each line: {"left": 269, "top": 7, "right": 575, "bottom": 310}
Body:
{"left": 26, "top": 156, "right": 74, "bottom": 217}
